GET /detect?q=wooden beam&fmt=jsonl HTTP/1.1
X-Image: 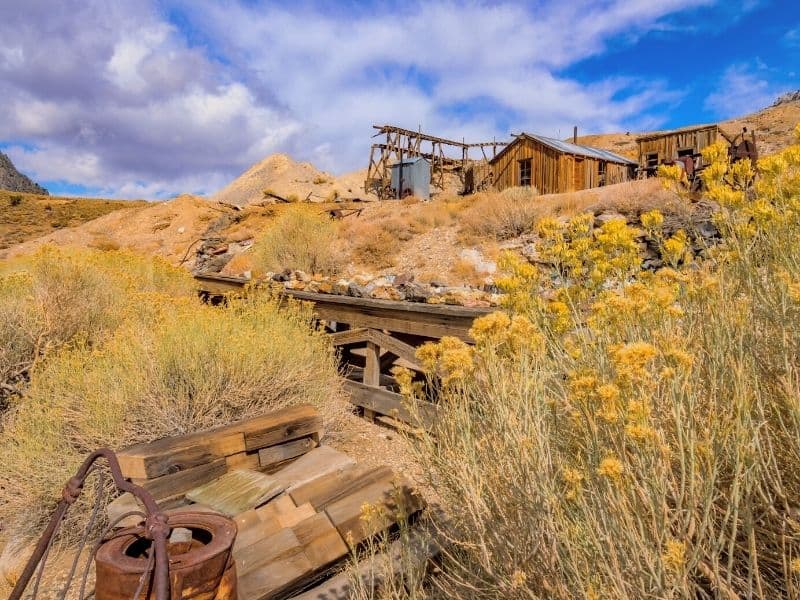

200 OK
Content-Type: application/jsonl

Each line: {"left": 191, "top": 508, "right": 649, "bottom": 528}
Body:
{"left": 330, "top": 328, "right": 369, "bottom": 347}
{"left": 344, "top": 380, "right": 439, "bottom": 430}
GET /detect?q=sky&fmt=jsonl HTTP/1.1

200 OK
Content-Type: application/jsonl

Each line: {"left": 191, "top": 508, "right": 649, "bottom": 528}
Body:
{"left": 0, "top": 0, "right": 798, "bottom": 199}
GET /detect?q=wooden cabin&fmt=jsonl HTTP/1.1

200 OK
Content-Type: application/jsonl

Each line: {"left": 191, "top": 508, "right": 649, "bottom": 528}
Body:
{"left": 488, "top": 133, "right": 636, "bottom": 195}
{"left": 636, "top": 124, "right": 721, "bottom": 176}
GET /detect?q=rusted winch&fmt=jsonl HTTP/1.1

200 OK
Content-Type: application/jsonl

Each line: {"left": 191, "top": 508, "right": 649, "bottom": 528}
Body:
{"left": 9, "top": 448, "right": 238, "bottom": 600}
{"left": 96, "top": 512, "right": 237, "bottom": 600}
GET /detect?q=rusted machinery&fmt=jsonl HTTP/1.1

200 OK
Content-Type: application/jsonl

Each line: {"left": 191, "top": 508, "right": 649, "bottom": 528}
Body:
{"left": 9, "top": 448, "right": 237, "bottom": 600}
{"left": 636, "top": 124, "right": 759, "bottom": 191}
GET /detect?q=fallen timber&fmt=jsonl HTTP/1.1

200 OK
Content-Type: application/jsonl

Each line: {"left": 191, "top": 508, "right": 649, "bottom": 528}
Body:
{"left": 14, "top": 407, "right": 435, "bottom": 600}
{"left": 194, "top": 273, "right": 493, "bottom": 429}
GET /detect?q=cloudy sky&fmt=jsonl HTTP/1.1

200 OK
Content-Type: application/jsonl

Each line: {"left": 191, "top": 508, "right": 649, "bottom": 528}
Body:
{"left": 0, "top": 0, "right": 798, "bottom": 199}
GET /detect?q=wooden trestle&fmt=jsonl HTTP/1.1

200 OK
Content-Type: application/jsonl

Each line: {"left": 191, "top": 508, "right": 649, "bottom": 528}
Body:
{"left": 195, "top": 273, "right": 493, "bottom": 431}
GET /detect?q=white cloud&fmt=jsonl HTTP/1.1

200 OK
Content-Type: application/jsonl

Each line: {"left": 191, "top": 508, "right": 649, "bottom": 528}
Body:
{"left": 0, "top": 0, "right": 716, "bottom": 197}
{"left": 704, "top": 62, "right": 785, "bottom": 118}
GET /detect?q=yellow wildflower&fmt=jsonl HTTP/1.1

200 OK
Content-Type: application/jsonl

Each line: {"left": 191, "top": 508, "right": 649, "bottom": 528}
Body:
{"left": 470, "top": 311, "right": 511, "bottom": 345}
{"left": 640, "top": 209, "right": 664, "bottom": 229}
{"left": 791, "top": 557, "right": 800, "bottom": 574}
{"left": 625, "top": 423, "right": 657, "bottom": 443}
{"left": 611, "top": 342, "right": 658, "bottom": 383}
{"left": 597, "top": 456, "right": 623, "bottom": 481}
{"left": 510, "top": 569, "right": 528, "bottom": 589}
{"left": 662, "top": 539, "right": 687, "bottom": 572}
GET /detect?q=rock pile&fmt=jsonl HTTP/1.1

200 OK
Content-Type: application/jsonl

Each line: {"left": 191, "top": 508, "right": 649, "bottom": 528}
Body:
{"left": 264, "top": 270, "right": 502, "bottom": 308}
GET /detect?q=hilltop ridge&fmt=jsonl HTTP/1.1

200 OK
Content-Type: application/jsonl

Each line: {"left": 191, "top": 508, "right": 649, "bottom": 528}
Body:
{"left": 0, "top": 152, "right": 48, "bottom": 195}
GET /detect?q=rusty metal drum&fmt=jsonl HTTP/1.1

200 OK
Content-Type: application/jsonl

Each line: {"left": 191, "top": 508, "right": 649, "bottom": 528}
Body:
{"left": 95, "top": 512, "right": 237, "bottom": 600}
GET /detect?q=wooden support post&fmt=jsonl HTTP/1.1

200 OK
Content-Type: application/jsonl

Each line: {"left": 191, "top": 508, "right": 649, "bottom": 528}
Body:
{"left": 363, "top": 340, "right": 381, "bottom": 421}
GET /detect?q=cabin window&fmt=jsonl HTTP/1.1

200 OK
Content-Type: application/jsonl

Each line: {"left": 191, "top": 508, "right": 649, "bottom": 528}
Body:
{"left": 677, "top": 147, "right": 694, "bottom": 158}
{"left": 645, "top": 152, "right": 659, "bottom": 168}
{"left": 598, "top": 161, "right": 607, "bottom": 186}
{"left": 519, "top": 159, "right": 532, "bottom": 187}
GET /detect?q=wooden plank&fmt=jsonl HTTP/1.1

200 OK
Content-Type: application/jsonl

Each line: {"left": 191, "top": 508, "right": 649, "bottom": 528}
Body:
{"left": 291, "top": 512, "right": 349, "bottom": 571}
{"left": 117, "top": 431, "right": 245, "bottom": 480}
{"left": 325, "top": 478, "right": 424, "bottom": 549}
{"left": 258, "top": 436, "right": 318, "bottom": 469}
{"left": 255, "top": 493, "right": 297, "bottom": 523}
{"left": 225, "top": 451, "right": 260, "bottom": 471}
{"left": 344, "top": 380, "right": 439, "bottom": 430}
{"left": 240, "top": 405, "right": 323, "bottom": 452}
{"left": 329, "top": 327, "right": 369, "bottom": 346}
{"left": 118, "top": 405, "right": 321, "bottom": 479}
{"left": 236, "top": 528, "right": 312, "bottom": 598}
{"left": 185, "top": 469, "right": 283, "bottom": 516}
{"left": 106, "top": 493, "right": 144, "bottom": 529}
{"left": 366, "top": 329, "right": 422, "bottom": 368}
{"left": 133, "top": 458, "right": 227, "bottom": 500}
{"left": 271, "top": 446, "right": 357, "bottom": 492}
{"left": 287, "top": 531, "right": 438, "bottom": 600}
{"left": 288, "top": 464, "right": 394, "bottom": 511}
{"left": 234, "top": 508, "right": 261, "bottom": 532}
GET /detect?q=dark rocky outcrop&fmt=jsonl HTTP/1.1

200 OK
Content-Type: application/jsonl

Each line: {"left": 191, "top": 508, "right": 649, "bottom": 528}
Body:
{"left": 0, "top": 152, "right": 48, "bottom": 195}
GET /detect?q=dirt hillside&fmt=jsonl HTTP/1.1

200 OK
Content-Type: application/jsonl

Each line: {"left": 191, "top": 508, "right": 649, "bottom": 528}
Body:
{"left": 0, "top": 195, "right": 224, "bottom": 266}
{"left": 0, "top": 190, "right": 147, "bottom": 250}
{"left": 212, "top": 154, "right": 374, "bottom": 207}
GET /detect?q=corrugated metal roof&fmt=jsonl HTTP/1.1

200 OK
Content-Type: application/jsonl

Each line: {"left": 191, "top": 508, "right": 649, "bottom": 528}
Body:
{"left": 526, "top": 134, "right": 637, "bottom": 164}
{"left": 491, "top": 133, "right": 636, "bottom": 165}
{"left": 635, "top": 123, "right": 718, "bottom": 142}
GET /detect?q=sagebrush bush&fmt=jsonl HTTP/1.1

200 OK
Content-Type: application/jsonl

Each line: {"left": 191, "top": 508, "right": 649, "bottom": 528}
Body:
{"left": 0, "top": 249, "right": 344, "bottom": 553}
{"left": 0, "top": 246, "right": 194, "bottom": 407}
{"left": 385, "top": 127, "right": 800, "bottom": 599}
{"left": 459, "top": 187, "right": 541, "bottom": 241}
{"left": 252, "top": 206, "right": 341, "bottom": 275}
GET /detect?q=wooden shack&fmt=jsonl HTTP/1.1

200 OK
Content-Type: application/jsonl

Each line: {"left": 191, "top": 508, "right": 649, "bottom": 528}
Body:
{"left": 488, "top": 133, "right": 635, "bottom": 195}
{"left": 636, "top": 124, "right": 721, "bottom": 176}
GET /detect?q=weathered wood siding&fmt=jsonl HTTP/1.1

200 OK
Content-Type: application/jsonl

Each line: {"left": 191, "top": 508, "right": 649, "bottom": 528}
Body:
{"left": 637, "top": 125, "right": 720, "bottom": 169}
{"left": 491, "top": 137, "right": 631, "bottom": 194}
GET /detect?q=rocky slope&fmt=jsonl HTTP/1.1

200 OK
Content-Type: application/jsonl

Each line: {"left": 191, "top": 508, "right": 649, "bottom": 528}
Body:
{"left": 0, "top": 152, "right": 48, "bottom": 195}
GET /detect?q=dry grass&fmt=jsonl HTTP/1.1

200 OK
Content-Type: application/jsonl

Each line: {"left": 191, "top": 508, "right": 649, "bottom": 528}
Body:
{"left": 252, "top": 205, "right": 342, "bottom": 275}
{"left": 0, "top": 247, "right": 344, "bottom": 561}
{"left": 0, "top": 190, "right": 146, "bottom": 250}
{"left": 458, "top": 186, "right": 542, "bottom": 242}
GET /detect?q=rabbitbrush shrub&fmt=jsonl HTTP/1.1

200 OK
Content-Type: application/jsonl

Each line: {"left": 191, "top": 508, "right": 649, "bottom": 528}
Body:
{"left": 0, "top": 247, "right": 343, "bottom": 554}
{"left": 384, "top": 127, "right": 800, "bottom": 599}
{"left": 252, "top": 205, "right": 341, "bottom": 275}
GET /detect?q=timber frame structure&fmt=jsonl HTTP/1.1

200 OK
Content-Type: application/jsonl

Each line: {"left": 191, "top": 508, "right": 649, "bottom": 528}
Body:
{"left": 195, "top": 273, "right": 492, "bottom": 431}
{"left": 364, "top": 124, "right": 507, "bottom": 199}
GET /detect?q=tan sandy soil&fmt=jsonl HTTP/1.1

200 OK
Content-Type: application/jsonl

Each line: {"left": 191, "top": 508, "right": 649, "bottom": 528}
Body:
{"left": 0, "top": 195, "right": 228, "bottom": 266}
{"left": 212, "top": 154, "right": 377, "bottom": 207}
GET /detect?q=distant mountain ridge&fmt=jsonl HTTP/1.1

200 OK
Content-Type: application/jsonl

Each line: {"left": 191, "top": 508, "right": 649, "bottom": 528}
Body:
{"left": 0, "top": 151, "right": 48, "bottom": 195}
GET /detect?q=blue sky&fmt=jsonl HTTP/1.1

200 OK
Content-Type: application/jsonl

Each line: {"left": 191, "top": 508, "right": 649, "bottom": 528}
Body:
{"left": 0, "top": 0, "right": 797, "bottom": 199}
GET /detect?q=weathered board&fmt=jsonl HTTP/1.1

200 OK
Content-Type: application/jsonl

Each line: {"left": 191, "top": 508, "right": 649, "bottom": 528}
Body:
{"left": 344, "top": 380, "right": 440, "bottom": 430}
{"left": 117, "top": 404, "right": 321, "bottom": 479}
{"left": 185, "top": 469, "right": 283, "bottom": 516}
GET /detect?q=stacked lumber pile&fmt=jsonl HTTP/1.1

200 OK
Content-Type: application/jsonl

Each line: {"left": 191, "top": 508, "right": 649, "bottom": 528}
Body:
{"left": 112, "top": 404, "right": 427, "bottom": 600}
